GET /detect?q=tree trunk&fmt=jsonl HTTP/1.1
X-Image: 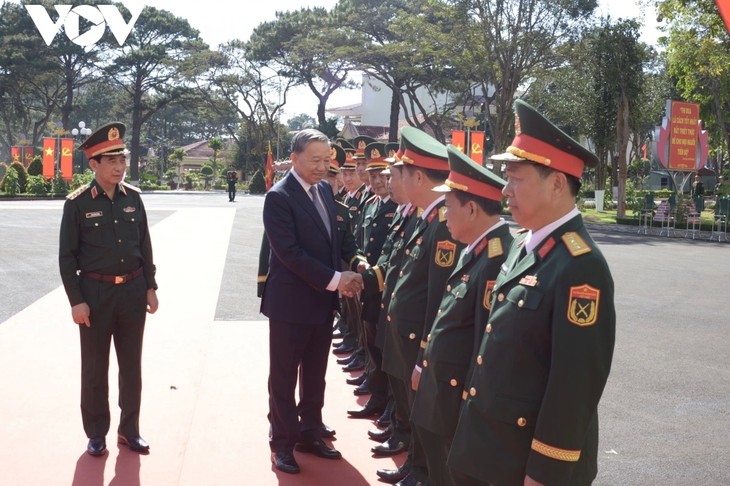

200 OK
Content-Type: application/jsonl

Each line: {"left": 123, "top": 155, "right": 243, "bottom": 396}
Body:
{"left": 616, "top": 94, "right": 630, "bottom": 218}
{"left": 388, "top": 87, "right": 400, "bottom": 142}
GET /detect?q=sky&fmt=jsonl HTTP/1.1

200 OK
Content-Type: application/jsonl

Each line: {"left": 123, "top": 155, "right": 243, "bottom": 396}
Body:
{"left": 2, "top": 0, "right": 662, "bottom": 122}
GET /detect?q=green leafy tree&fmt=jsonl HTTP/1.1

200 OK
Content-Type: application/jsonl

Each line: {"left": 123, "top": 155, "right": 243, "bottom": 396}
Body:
{"left": 27, "top": 175, "right": 48, "bottom": 195}
{"left": 200, "top": 164, "right": 214, "bottom": 188}
{"left": 27, "top": 156, "right": 43, "bottom": 176}
{"left": 249, "top": 169, "right": 266, "bottom": 194}
{"left": 1, "top": 161, "right": 28, "bottom": 193}
{"left": 1, "top": 164, "right": 19, "bottom": 195}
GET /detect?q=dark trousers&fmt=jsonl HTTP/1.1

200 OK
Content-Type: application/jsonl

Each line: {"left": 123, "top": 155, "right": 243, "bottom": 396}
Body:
{"left": 363, "top": 319, "right": 388, "bottom": 405}
{"left": 415, "top": 425, "right": 455, "bottom": 486}
{"left": 388, "top": 373, "right": 428, "bottom": 481}
{"left": 448, "top": 467, "right": 492, "bottom": 486}
{"left": 79, "top": 277, "right": 147, "bottom": 439}
{"left": 227, "top": 181, "right": 236, "bottom": 201}
{"left": 268, "top": 318, "right": 333, "bottom": 453}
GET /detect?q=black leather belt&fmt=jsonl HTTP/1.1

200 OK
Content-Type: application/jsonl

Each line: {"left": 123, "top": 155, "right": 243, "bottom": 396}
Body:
{"left": 81, "top": 267, "right": 143, "bottom": 284}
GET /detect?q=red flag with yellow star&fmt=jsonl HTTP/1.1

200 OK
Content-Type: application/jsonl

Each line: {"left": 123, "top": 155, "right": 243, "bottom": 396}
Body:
{"left": 11, "top": 146, "right": 21, "bottom": 164}
{"left": 43, "top": 137, "right": 55, "bottom": 178}
{"left": 451, "top": 131, "right": 466, "bottom": 154}
{"left": 265, "top": 142, "right": 274, "bottom": 191}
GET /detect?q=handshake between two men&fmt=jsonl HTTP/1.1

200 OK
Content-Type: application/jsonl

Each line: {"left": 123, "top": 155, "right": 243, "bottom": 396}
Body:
{"left": 337, "top": 261, "right": 371, "bottom": 298}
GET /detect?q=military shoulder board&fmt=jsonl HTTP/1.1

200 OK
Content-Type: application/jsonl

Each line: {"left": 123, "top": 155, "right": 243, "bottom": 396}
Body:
{"left": 66, "top": 183, "right": 91, "bottom": 200}
{"left": 121, "top": 181, "right": 142, "bottom": 193}
{"left": 562, "top": 232, "right": 592, "bottom": 257}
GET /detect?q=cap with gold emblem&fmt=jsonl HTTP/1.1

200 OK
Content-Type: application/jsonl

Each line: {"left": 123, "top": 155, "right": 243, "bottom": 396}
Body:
{"left": 329, "top": 144, "right": 345, "bottom": 174}
{"left": 490, "top": 99, "right": 598, "bottom": 179}
{"left": 384, "top": 142, "right": 401, "bottom": 163}
{"left": 365, "top": 142, "right": 389, "bottom": 172}
{"left": 352, "top": 135, "right": 376, "bottom": 160}
{"left": 434, "top": 145, "right": 506, "bottom": 202}
{"left": 395, "top": 126, "right": 448, "bottom": 171}
{"left": 78, "top": 122, "right": 126, "bottom": 159}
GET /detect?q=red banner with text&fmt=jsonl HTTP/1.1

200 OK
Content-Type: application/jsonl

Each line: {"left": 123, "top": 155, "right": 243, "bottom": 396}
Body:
{"left": 61, "top": 138, "right": 74, "bottom": 181}
{"left": 470, "top": 131, "right": 485, "bottom": 166}
{"left": 451, "top": 130, "right": 466, "bottom": 153}
{"left": 668, "top": 101, "right": 699, "bottom": 171}
{"left": 43, "top": 138, "right": 55, "bottom": 178}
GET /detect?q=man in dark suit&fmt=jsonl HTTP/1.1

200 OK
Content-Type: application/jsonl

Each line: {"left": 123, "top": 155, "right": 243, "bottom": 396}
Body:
{"left": 448, "top": 100, "right": 616, "bottom": 486}
{"left": 261, "top": 129, "right": 366, "bottom": 475}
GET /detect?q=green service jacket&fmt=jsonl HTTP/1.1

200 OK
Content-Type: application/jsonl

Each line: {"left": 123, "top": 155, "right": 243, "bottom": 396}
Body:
{"left": 448, "top": 214, "right": 616, "bottom": 486}
{"left": 410, "top": 223, "right": 513, "bottom": 439}
{"left": 383, "top": 200, "right": 464, "bottom": 381}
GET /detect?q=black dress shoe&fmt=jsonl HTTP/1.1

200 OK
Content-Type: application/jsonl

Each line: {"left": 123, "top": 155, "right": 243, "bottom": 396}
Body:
{"left": 118, "top": 434, "right": 150, "bottom": 454}
{"left": 332, "top": 331, "right": 344, "bottom": 339}
{"left": 376, "top": 466, "right": 409, "bottom": 484}
{"left": 395, "top": 474, "right": 424, "bottom": 486}
{"left": 342, "top": 358, "right": 366, "bottom": 372}
{"left": 86, "top": 437, "right": 106, "bottom": 456}
{"left": 337, "top": 354, "right": 357, "bottom": 365}
{"left": 320, "top": 423, "right": 336, "bottom": 438}
{"left": 271, "top": 451, "right": 300, "bottom": 474}
{"left": 294, "top": 439, "right": 342, "bottom": 459}
{"left": 346, "top": 373, "right": 367, "bottom": 386}
{"left": 332, "top": 343, "right": 355, "bottom": 355}
{"left": 347, "top": 401, "right": 385, "bottom": 418}
{"left": 368, "top": 425, "right": 392, "bottom": 442}
{"left": 376, "top": 400, "right": 394, "bottom": 427}
{"left": 371, "top": 436, "right": 407, "bottom": 456}
{"left": 353, "top": 380, "right": 371, "bottom": 395}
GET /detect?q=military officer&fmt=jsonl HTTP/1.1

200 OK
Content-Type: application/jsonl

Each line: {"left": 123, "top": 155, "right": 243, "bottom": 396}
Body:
{"left": 59, "top": 122, "right": 158, "bottom": 457}
{"left": 448, "top": 100, "right": 616, "bottom": 486}
{"left": 408, "top": 145, "right": 512, "bottom": 486}
{"left": 382, "top": 127, "right": 465, "bottom": 486}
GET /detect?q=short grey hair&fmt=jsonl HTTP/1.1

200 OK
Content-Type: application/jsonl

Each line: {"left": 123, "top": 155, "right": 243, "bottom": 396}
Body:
{"left": 291, "top": 129, "right": 330, "bottom": 154}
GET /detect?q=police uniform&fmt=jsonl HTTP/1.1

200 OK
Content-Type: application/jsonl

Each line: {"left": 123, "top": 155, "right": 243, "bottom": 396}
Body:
{"left": 410, "top": 145, "right": 513, "bottom": 486}
{"left": 226, "top": 169, "right": 238, "bottom": 201}
{"left": 59, "top": 122, "right": 157, "bottom": 455}
{"left": 382, "top": 127, "right": 465, "bottom": 483}
{"left": 448, "top": 100, "right": 616, "bottom": 486}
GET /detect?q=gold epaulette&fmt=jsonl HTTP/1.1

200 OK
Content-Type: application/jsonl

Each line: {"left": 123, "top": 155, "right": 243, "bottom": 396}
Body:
{"left": 335, "top": 200, "right": 349, "bottom": 209}
{"left": 561, "top": 232, "right": 592, "bottom": 257}
{"left": 66, "top": 183, "right": 91, "bottom": 200}
{"left": 516, "top": 227, "right": 529, "bottom": 234}
{"left": 365, "top": 194, "right": 379, "bottom": 205}
{"left": 487, "top": 237, "right": 504, "bottom": 258}
{"left": 121, "top": 181, "right": 141, "bottom": 193}
{"left": 438, "top": 206, "right": 447, "bottom": 222}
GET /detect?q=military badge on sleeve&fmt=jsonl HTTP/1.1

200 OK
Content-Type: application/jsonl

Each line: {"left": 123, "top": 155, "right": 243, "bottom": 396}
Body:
{"left": 567, "top": 284, "right": 600, "bottom": 326}
{"left": 484, "top": 280, "right": 496, "bottom": 310}
{"left": 435, "top": 240, "right": 457, "bottom": 267}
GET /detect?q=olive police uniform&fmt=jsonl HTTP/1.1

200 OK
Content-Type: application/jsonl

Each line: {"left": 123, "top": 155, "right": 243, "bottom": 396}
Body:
{"left": 383, "top": 127, "right": 464, "bottom": 482}
{"left": 448, "top": 100, "right": 616, "bottom": 486}
{"left": 59, "top": 122, "right": 157, "bottom": 442}
{"left": 410, "top": 145, "right": 512, "bottom": 486}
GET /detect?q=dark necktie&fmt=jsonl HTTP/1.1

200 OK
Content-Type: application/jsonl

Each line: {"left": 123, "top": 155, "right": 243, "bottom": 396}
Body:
{"left": 310, "top": 186, "right": 331, "bottom": 237}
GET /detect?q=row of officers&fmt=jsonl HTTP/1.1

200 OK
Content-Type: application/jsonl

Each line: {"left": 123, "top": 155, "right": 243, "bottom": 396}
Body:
{"left": 258, "top": 100, "right": 616, "bottom": 486}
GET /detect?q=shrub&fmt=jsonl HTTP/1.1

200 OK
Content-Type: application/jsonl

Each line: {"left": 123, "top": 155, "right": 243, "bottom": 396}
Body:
{"left": 71, "top": 170, "right": 94, "bottom": 190}
{"left": 1, "top": 161, "right": 28, "bottom": 193}
{"left": 0, "top": 162, "right": 7, "bottom": 181}
{"left": 248, "top": 169, "right": 266, "bottom": 194}
{"left": 27, "top": 156, "right": 43, "bottom": 176}
{"left": 2, "top": 166, "right": 20, "bottom": 195}
{"left": 51, "top": 172, "right": 69, "bottom": 195}
{"left": 27, "top": 175, "right": 49, "bottom": 195}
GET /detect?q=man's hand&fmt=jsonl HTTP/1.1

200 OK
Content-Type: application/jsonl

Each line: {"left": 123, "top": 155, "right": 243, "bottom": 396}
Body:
{"left": 524, "top": 475, "right": 545, "bottom": 486}
{"left": 357, "top": 261, "right": 370, "bottom": 272}
{"left": 411, "top": 366, "right": 421, "bottom": 391}
{"left": 147, "top": 289, "right": 159, "bottom": 314}
{"left": 338, "top": 271, "right": 363, "bottom": 297}
{"left": 71, "top": 302, "right": 91, "bottom": 327}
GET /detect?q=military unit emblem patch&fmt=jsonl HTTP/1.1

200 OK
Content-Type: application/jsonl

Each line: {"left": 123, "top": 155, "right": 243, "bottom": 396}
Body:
{"left": 567, "top": 284, "right": 600, "bottom": 326}
{"left": 436, "top": 240, "right": 457, "bottom": 267}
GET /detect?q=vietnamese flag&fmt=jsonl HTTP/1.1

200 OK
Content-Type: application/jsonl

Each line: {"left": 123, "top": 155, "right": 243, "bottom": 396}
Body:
{"left": 716, "top": 0, "right": 730, "bottom": 34}
{"left": 451, "top": 130, "right": 466, "bottom": 153}
{"left": 265, "top": 141, "right": 274, "bottom": 191}
{"left": 470, "top": 131, "right": 486, "bottom": 166}
{"left": 61, "top": 138, "right": 74, "bottom": 181}
{"left": 11, "top": 146, "right": 21, "bottom": 164}
{"left": 43, "top": 137, "right": 55, "bottom": 178}
{"left": 23, "top": 147, "right": 34, "bottom": 167}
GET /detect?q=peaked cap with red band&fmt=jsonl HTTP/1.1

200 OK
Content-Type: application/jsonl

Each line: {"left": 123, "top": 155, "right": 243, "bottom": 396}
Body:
{"left": 434, "top": 144, "right": 506, "bottom": 202}
{"left": 352, "top": 135, "right": 376, "bottom": 159}
{"left": 395, "top": 126, "right": 449, "bottom": 171}
{"left": 491, "top": 100, "right": 598, "bottom": 179}
{"left": 365, "top": 142, "right": 389, "bottom": 171}
{"left": 79, "top": 122, "right": 126, "bottom": 159}
{"left": 329, "top": 144, "right": 346, "bottom": 174}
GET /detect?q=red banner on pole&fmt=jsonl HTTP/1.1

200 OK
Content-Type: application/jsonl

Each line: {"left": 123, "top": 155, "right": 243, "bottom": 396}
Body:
{"left": 43, "top": 137, "right": 55, "bottom": 179}
{"left": 265, "top": 142, "right": 274, "bottom": 191}
{"left": 470, "top": 131, "right": 486, "bottom": 166}
{"left": 451, "top": 130, "right": 466, "bottom": 153}
{"left": 716, "top": 0, "right": 730, "bottom": 34}
{"left": 61, "top": 138, "right": 74, "bottom": 181}
{"left": 23, "top": 147, "right": 34, "bottom": 167}
{"left": 668, "top": 101, "right": 699, "bottom": 171}
{"left": 11, "top": 146, "right": 21, "bottom": 164}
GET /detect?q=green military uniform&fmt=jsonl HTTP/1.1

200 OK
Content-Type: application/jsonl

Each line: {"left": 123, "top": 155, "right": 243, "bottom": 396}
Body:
{"left": 448, "top": 100, "right": 616, "bottom": 486}
{"left": 59, "top": 122, "right": 157, "bottom": 444}
{"left": 410, "top": 145, "right": 513, "bottom": 486}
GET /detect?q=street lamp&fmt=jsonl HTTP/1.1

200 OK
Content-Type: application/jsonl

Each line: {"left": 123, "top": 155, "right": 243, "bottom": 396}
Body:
{"left": 71, "top": 121, "right": 92, "bottom": 172}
